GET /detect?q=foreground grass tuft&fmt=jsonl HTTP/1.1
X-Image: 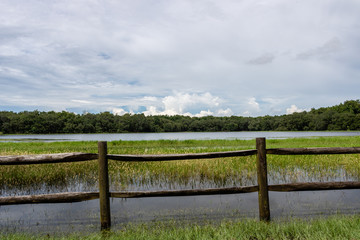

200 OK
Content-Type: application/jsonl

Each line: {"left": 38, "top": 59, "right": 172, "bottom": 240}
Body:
{"left": 2, "top": 215, "right": 360, "bottom": 239}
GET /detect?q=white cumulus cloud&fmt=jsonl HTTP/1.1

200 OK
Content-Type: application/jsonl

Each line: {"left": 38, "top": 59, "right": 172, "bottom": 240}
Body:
{"left": 112, "top": 107, "right": 128, "bottom": 116}
{"left": 194, "top": 110, "right": 214, "bottom": 117}
{"left": 243, "top": 97, "right": 261, "bottom": 116}
{"left": 216, "top": 108, "right": 233, "bottom": 116}
{"left": 286, "top": 105, "right": 305, "bottom": 114}
{"left": 137, "top": 92, "right": 232, "bottom": 117}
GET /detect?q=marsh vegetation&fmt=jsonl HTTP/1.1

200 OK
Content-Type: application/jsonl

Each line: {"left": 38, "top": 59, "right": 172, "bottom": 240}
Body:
{"left": 1, "top": 137, "right": 360, "bottom": 196}
{"left": 1, "top": 136, "right": 360, "bottom": 237}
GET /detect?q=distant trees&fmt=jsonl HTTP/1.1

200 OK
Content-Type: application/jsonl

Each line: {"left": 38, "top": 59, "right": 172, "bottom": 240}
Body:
{"left": 0, "top": 100, "right": 359, "bottom": 134}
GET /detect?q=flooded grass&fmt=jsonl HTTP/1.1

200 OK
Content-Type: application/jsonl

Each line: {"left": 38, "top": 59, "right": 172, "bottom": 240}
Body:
{"left": 1, "top": 137, "right": 360, "bottom": 235}
{"left": 1, "top": 137, "right": 360, "bottom": 195}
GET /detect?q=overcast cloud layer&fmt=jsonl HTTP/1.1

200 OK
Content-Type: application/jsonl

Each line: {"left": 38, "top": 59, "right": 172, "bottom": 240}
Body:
{"left": 1, "top": 0, "right": 359, "bottom": 117}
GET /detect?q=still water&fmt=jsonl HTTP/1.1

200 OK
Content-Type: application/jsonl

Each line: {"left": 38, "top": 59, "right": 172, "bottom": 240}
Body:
{"left": 2, "top": 191, "right": 360, "bottom": 234}
{"left": 1, "top": 131, "right": 360, "bottom": 234}
{"left": 1, "top": 131, "right": 360, "bottom": 142}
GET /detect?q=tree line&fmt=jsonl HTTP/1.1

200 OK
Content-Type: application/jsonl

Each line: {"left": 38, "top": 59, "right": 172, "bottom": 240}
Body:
{"left": 0, "top": 100, "right": 359, "bottom": 134}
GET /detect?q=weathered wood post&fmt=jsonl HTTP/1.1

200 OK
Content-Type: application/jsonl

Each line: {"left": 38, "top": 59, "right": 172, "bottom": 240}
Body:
{"left": 256, "top": 137, "right": 270, "bottom": 221}
{"left": 98, "top": 141, "right": 111, "bottom": 230}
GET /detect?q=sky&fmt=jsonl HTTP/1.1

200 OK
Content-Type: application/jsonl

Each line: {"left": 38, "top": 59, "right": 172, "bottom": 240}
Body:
{"left": 0, "top": 0, "right": 359, "bottom": 117}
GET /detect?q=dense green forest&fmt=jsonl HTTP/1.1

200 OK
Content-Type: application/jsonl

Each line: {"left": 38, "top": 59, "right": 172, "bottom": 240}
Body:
{"left": 0, "top": 100, "right": 359, "bottom": 134}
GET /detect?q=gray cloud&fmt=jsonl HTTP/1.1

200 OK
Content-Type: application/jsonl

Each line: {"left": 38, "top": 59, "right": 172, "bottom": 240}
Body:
{"left": 247, "top": 53, "right": 275, "bottom": 65}
{"left": 296, "top": 38, "right": 342, "bottom": 60}
{"left": 0, "top": 0, "right": 359, "bottom": 116}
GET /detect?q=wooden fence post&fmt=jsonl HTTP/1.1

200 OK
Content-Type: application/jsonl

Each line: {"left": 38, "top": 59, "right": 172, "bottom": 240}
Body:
{"left": 98, "top": 141, "right": 111, "bottom": 230}
{"left": 256, "top": 138, "right": 270, "bottom": 221}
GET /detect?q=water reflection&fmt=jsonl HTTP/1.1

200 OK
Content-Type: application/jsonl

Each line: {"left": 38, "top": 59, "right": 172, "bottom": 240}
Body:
{"left": 2, "top": 168, "right": 360, "bottom": 234}
{"left": 2, "top": 190, "right": 360, "bottom": 234}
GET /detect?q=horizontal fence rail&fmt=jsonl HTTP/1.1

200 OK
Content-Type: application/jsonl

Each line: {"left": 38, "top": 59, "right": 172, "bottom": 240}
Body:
{"left": 1, "top": 138, "right": 360, "bottom": 230}
{"left": 0, "top": 192, "right": 99, "bottom": 205}
{"left": 2, "top": 147, "right": 360, "bottom": 165}
{"left": 108, "top": 149, "right": 257, "bottom": 162}
{"left": 0, "top": 153, "right": 98, "bottom": 165}
{"left": 3, "top": 181, "right": 360, "bottom": 205}
{"left": 267, "top": 147, "right": 360, "bottom": 155}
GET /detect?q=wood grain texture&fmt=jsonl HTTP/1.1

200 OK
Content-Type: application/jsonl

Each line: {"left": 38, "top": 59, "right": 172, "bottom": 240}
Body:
{"left": 111, "top": 186, "right": 259, "bottom": 198}
{"left": 269, "top": 181, "right": 360, "bottom": 191}
{"left": 0, "top": 153, "right": 98, "bottom": 165}
{"left": 108, "top": 150, "right": 257, "bottom": 162}
{"left": 256, "top": 138, "right": 270, "bottom": 221}
{"left": 0, "top": 192, "right": 99, "bottom": 205}
{"left": 267, "top": 147, "right": 360, "bottom": 155}
{"left": 98, "top": 141, "right": 111, "bottom": 230}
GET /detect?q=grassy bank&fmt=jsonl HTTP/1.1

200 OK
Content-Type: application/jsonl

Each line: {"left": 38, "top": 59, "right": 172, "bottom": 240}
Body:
{"left": 1, "top": 137, "right": 360, "bottom": 191}
{"left": 2, "top": 215, "right": 360, "bottom": 239}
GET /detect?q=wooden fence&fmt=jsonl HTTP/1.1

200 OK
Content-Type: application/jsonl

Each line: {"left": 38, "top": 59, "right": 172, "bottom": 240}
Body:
{"left": 1, "top": 138, "right": 360, "bottom": 230}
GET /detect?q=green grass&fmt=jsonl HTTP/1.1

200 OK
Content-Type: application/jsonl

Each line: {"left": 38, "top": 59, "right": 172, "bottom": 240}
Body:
{"left": 2, "top": 215, "right": 360, "bottom": 239}
{"left": 1, "top": 137, "right": 360, "bottom": 191}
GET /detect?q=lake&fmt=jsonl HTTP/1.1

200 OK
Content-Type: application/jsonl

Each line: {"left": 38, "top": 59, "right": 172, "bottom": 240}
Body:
{"left": 1, "top": 131, "right": 360, "bottom": 142}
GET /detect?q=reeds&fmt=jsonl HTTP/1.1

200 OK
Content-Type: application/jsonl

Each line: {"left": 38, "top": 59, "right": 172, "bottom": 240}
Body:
{"left": 1, "top": 137, "right": 360, "bottom": 195}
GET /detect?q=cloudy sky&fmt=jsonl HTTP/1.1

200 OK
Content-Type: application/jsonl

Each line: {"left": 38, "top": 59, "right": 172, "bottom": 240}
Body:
{"left": 1, "top": 0, "right": 359, "bottom": 117}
